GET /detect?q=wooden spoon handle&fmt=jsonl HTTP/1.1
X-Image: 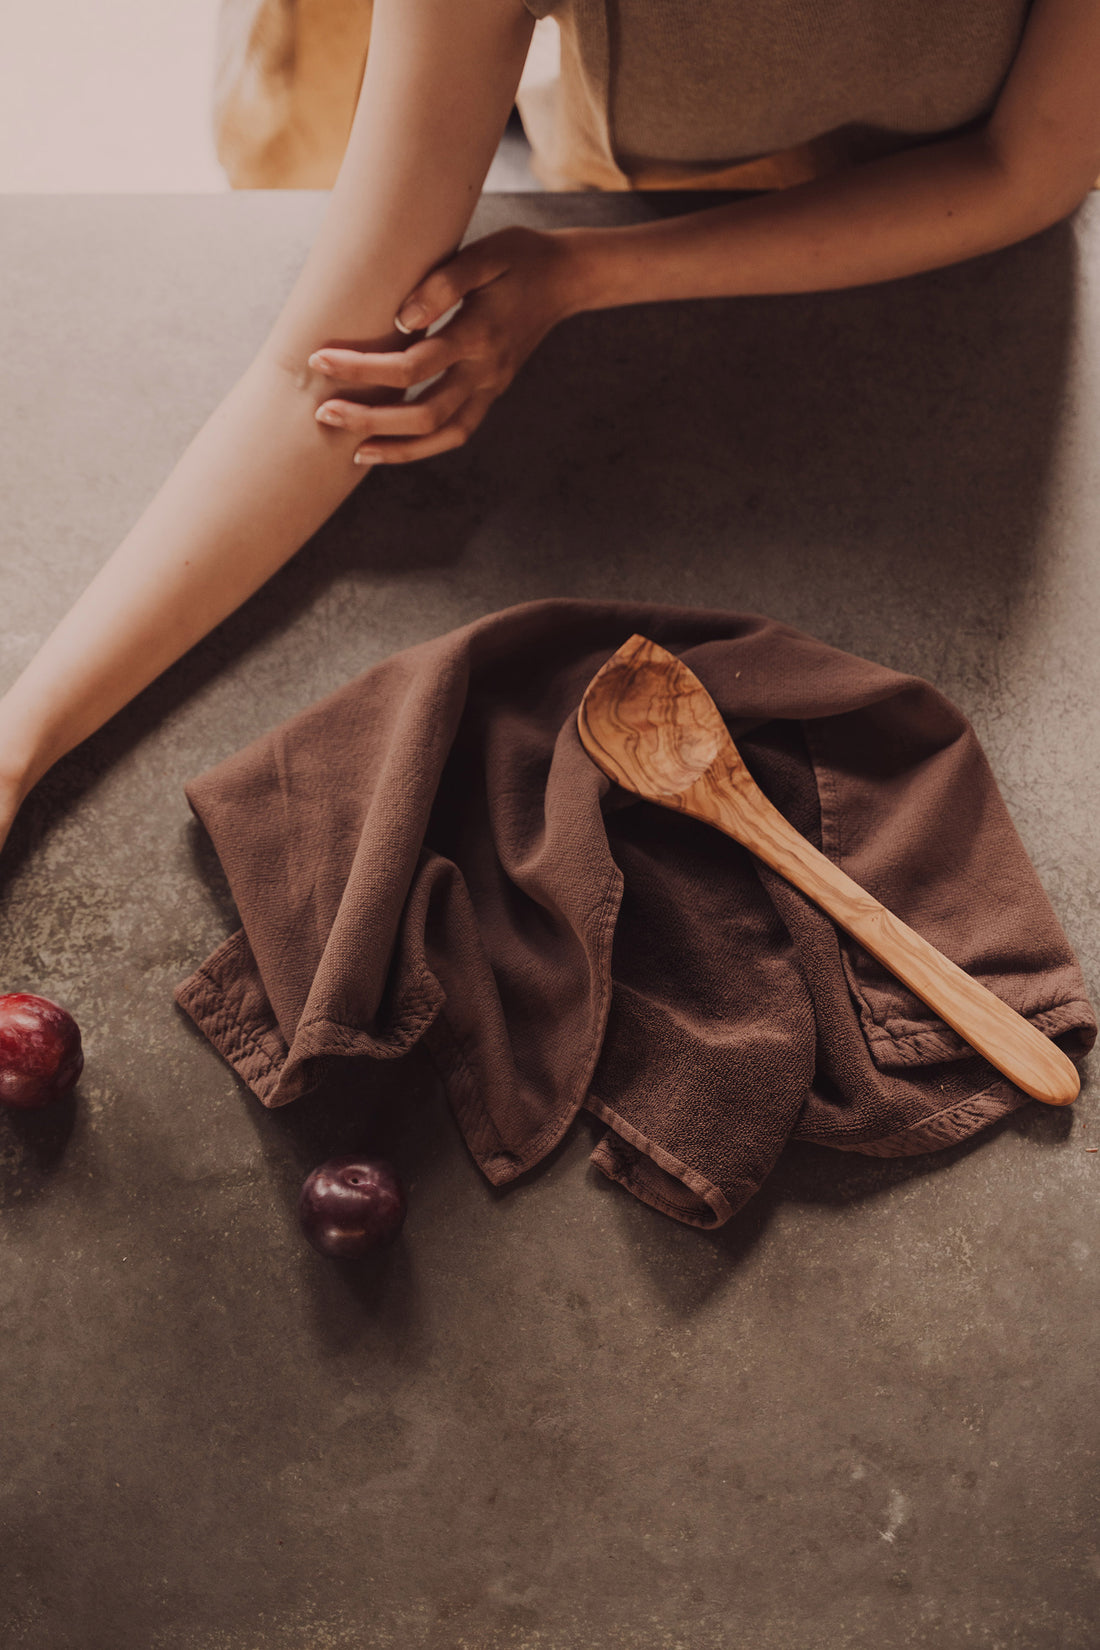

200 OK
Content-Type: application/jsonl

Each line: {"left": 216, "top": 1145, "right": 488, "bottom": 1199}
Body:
{"left": 686, "top": 773, "right": 1080, "bottom": 1106}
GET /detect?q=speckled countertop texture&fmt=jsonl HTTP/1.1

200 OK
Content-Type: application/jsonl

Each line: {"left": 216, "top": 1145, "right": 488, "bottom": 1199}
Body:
{"left": 0, "top": 193, "right": 1097, "bottom": 1649}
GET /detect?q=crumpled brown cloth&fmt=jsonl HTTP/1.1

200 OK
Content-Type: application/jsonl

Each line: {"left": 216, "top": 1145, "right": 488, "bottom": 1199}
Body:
{"left": 175, "top": 601, "right": 1095, "bottom": 1228}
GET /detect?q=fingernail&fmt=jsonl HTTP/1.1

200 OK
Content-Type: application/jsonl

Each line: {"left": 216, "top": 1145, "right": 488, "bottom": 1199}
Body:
{"left": 316, "top": 406, "right": 345, "bottom": 427}
{"left": 354, "top": 448, "right": 383, "bottom": 465}
{"left": 309, "top": 352, "right": 335, "bottom": 372}
{"left": 394, "top": 304, "right": 426, "bottom": 333}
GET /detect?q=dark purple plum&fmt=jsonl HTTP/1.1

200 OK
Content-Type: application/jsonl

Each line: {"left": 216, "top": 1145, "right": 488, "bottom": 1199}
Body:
{"left": 0, "top": 993, "right": 84, "bottom": 1109}
{"left": 298, "top": 1156, "right": 407, "bottom": 1258}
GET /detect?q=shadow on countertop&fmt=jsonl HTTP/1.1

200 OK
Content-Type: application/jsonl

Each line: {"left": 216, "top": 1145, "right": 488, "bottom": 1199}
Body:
{"left": 1, "top": 213, "right": 1078, "bottom": 890}
{"left": 204, "top": 1006, "right": 1083, "bottom": 1330}
{"left": 1, "top": 213, "right": 1083, "bottom": 1290}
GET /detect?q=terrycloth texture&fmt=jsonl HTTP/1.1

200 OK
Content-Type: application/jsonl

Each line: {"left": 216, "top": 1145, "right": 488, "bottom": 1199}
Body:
{"left": 176, "top": 601, "right": 1095, "bottom": 1229}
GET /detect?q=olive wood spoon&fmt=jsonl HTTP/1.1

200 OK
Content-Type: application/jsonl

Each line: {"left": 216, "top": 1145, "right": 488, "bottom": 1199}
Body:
{"left": 577, "top": 634, "right": 1079, "bottom": 1106}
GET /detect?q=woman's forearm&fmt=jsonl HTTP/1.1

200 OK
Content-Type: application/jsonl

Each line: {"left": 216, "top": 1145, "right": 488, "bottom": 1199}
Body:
{"left": 0, "top": 354, "right": 378, "bottom": 792}
{"left": 563, "top": 130, "right": 1085, "bottom": 315}
{"left": 0, "top": 0, "right": 533, "bottom": 797}
{"left": 567, "top": 0, "right": 1100, "bottom": 311}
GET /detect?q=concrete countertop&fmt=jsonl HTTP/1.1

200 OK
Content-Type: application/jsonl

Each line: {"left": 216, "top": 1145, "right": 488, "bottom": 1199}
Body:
{"left": 1, "top": 192, "right": 1097, "bottom": 1650}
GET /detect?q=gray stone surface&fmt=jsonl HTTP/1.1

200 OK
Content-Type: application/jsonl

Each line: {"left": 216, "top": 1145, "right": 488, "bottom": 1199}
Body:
{"left": 0, "top": 192, "right": 1098, "bottom": 1650}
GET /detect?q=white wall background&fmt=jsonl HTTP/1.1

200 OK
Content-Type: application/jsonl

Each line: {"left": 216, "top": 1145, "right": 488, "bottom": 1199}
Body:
{"left": 0, "top": 0, "right": 227, "bottom": 191}
{"left": 0, "top": 3, "right": 559, "bottom": 192}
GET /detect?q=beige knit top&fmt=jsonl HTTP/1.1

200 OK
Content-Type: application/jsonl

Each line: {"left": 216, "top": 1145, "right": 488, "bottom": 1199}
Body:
{"left": 518, "top": 0, "right": 1031, "bottom": 190}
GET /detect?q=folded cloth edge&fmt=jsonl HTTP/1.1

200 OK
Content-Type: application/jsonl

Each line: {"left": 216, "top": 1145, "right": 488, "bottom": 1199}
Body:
{"left": 172, "top": 598, "right": 1096, "bottom": 1233}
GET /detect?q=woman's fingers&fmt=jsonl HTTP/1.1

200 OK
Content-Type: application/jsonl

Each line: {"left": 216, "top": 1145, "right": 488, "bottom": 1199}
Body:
{"left": 308, "top": 334, "right": 454, "bottom": 390}
{"left": 353, "top": 389, "right": 497, "bottom": 466}
{"left": 394, "top": 235, "right": 512, "bottom": 332}
{"left": 307, "top": 228, "right": 557, "bottom": 467}
{"left": 316, "top": 368, "right": 473, "bottom": 441}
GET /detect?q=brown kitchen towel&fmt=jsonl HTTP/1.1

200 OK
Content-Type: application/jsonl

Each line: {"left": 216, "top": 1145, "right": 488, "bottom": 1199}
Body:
{"left": 175, "top": 600, "right": 1095, "bottom": 1228}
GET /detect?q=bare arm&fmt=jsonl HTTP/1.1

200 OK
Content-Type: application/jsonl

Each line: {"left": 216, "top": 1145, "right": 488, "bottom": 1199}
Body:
{"left": 293, "top": 0, "right": 1100, "bottom": 472}
{"left": 563, "top": 0, "right": 1100, "bottom": 309}
{"left": 0, "top": 0, "right": 533, "bottom": 840}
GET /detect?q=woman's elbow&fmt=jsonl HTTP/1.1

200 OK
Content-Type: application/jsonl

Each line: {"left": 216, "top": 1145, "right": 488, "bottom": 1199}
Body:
{"left": 979, "top": 130, "right": 1099, "bottom": 238}
{"left": 1021, "top": 172, "right": 1096, "bottom": 232}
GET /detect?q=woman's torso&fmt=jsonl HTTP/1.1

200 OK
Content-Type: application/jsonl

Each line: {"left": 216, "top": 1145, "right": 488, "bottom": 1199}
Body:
{"left": 521, "top": 0, "right": 1033, "bottom": 189}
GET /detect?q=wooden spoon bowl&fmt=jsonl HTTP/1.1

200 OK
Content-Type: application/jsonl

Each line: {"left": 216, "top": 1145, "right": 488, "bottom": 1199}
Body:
{"left": 578, "top": 634, "right": 1080, "bottom": 1107}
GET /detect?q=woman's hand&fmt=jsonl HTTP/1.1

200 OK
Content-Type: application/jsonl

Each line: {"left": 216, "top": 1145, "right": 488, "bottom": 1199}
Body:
{"left": 308, "top": 226, "right": 586, "bottom": 466}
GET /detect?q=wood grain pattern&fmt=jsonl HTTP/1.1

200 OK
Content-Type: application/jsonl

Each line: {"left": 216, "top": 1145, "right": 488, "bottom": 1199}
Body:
{"left": 578, "top": 634, "right": 1080, "bottom": 1107}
